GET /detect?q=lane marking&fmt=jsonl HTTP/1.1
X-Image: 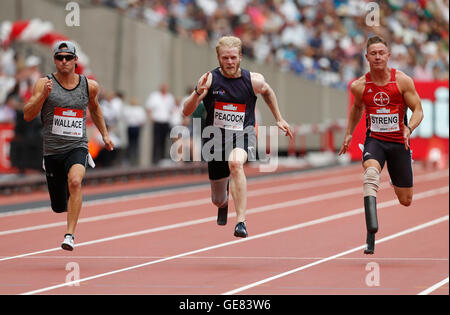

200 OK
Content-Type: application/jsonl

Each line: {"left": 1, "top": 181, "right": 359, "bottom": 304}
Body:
{"left": 1, "top": 185, "right": 447, "bottom": 263}
{"left": 0, "top": 173, "right": 370, "bottom": 236}
{"left": 0, "top": 164, "right": 362, "bottom": 217}
{"left": 222, "top": 216, "right": 449, "bottom": 295}
{"left": 17, "top": 204, "right": 448, "bottom": 294}
{"left": 1, "top": 170, "right": 446, "bottom": 236}
{"left": 417, "top": 277, "right": 449, "bottom": 295}
{"left": 6, "top": 255, "right": 448, "bottom": 262}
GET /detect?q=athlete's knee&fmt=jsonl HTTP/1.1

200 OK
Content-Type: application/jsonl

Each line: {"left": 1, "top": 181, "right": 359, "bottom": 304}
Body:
{"left": 228, "top": 160, "right": 244, "bottom": 175}
{"left": 394, "top": 187, "right": 413, "bottom": 207}
{"left": 363, "top": 167, "right": 380, "bottom": 197}
{"left": 51, "top": 204, "right": 67, "bottom": 213}
{"left": 210, "top": 178, "right": 229, "bottom": 208}
{"left": 51, "top": 197, "right": 68, "bottom": 213}
{"left": 398, "top": 195, "right": 413, "bottom": 207}
{"left": 211, "top": 194, "right": 227, "bottom": 208}
{"left": 67, "top": 176, "right": 83, "bottom": 192}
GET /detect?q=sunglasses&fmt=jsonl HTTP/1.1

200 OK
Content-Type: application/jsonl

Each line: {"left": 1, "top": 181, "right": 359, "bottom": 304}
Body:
{"left": 54, "top": 54, "right": 76, "bottom": 61}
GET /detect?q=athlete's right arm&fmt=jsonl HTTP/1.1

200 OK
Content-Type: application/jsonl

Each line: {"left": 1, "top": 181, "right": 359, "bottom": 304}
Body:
{"left": 338, "top": 78, "right": 365, "bottom": 155}
{"left": 182, "top": 72, "right": 211, "bottom": 117}
{"left": 23, "top": 77, "right": 53, "bottom": 122}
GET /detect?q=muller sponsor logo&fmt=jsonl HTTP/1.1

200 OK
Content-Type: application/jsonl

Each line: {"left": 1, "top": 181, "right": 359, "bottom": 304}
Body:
{"left": 376, "top": 108, "right": 390, "bottom": 114}
{"left": 223, "top": 104, "right": 238, "bottom": 111}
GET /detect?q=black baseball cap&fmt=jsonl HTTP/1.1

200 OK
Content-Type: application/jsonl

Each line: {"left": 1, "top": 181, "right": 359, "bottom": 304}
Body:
{"left": 53, "top": 41, "right": 77, "bottom": 56}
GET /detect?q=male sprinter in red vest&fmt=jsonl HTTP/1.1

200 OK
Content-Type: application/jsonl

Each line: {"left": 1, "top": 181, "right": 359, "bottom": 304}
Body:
{"left": 339, "top": 36, "right": 424, "bottom": 254}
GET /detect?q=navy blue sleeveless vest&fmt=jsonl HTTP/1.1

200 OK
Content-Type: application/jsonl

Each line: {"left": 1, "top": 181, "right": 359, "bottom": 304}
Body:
{"left": 203, "top": 67, "right": 257, "bottom": 132}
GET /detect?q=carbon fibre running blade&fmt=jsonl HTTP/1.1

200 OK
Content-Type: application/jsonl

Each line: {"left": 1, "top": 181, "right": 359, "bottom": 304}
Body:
{"left": 217, "top": 206, "right": 228, "bottom": 225}
{"left": 364, "top": 232, "right": 375, "bottom": 255}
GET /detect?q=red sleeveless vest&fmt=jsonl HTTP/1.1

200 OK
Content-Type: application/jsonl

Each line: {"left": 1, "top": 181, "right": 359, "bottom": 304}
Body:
{"left": 363, "top": 68, "right": 408, "bottom": 143}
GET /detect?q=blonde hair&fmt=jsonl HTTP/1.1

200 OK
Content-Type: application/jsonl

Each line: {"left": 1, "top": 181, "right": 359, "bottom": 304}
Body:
{"left": 215, "top": 36, "right": 242, "bottom": 55}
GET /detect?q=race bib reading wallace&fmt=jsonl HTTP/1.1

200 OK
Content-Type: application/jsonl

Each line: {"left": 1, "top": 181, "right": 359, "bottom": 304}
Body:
{"left": 52, "top": 107, "right": 84, "bottom": 137}
{"left": 213, "top": 101, "right": 246, "bottom": 131}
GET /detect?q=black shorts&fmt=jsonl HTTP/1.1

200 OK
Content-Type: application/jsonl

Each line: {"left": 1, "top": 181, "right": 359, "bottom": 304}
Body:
{"left": 207, "top": 133, "right": 256, "bottom": 181}
{"left": 363, "top": 137, "right": 413, "bottom": 188}
{"left": 43, "top": 147, "right": 89, "bottom": 213}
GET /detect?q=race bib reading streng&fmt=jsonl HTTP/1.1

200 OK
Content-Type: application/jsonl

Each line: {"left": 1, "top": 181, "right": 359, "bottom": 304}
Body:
{"left": 369, "top": 113, "right": 400, "bottom": 132}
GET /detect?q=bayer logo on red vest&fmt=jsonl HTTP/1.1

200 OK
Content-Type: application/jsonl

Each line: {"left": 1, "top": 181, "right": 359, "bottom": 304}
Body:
{"left": 373, "top": 92, "right": 390, "bottom": 106}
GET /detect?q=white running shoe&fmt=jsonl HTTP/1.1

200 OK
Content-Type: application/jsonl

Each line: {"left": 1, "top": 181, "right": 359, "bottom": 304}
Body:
{"left": 61, "top": 234, "right": 74, "bottom": 251}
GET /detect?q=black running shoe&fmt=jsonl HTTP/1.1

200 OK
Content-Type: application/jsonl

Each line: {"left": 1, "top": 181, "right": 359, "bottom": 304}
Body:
{"left": 364, "top": 232, "right": 375, "bottom": 255}
{"left": 217, "top": 180, "right": 229, "bottom": 225}
{"left": 234, "top": 222, "right": 248, "bottom": 238}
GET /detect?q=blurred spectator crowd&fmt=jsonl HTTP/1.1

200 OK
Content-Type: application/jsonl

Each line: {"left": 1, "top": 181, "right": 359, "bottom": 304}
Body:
{"left": 1, "top": 0, "right": 449, "bottom": 172}
{"left": 0, "top": 46, "right": 191, "bottom": 170}
{"left": 92, "top": 0, "right": 449, "bottom": 89}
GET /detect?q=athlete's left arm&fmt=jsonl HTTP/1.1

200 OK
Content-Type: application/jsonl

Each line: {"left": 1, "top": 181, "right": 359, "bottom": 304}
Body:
{"left": 87, "top": 80, "right": 114, "bottom": 151}
{"left": 398, "top": 72, "right": 424, "bottom": 149}
{"left": 251, "top": 72, "right": 293, "bottom": 139}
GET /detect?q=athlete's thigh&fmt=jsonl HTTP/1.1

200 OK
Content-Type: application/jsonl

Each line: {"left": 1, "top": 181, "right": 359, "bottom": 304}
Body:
{"left": 208, "top": 160, "right": 230, "bottom": 180}
{"left": 44, "top": 154, "right": 69, "bottom": 213}
{"left": 64, "top": 148, "right": 88, "bottom": 186}
{"left": 386, "top": 142, "right": 413, "bottom": 188}
{"left": 362, "top": 137, "right": 386, "bottom": 172}
{"left": 64, "top": 148, "right": 88, "bottom": 173}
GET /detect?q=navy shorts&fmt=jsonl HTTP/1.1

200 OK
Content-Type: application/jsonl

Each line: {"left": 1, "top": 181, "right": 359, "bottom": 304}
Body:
{"left": 363, "top": 137, "right": 413, "bottom": 188}
{"left": 43, "top": 147, "right": 89, "bottom": 213}
{"left": 207, "top": 132, "right": 256, "bottom": 181}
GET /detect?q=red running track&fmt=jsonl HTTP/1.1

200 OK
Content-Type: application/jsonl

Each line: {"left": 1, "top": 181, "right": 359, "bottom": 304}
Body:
{"left": 0, "top": 163, "right": 448, "bottom": 296}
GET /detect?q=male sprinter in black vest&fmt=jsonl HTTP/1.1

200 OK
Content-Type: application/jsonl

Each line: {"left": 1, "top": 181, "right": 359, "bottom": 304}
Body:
{"left": 183, "top": 36, "right": 293, "bottom": 238}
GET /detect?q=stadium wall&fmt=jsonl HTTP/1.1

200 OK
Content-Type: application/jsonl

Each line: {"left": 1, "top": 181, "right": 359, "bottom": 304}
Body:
{"left": 1, "top": 0, "right": 347, "bottom": 166}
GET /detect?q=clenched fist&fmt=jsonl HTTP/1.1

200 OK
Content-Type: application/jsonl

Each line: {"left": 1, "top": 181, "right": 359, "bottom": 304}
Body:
{"left": 42, "top": 78, "right": 53, "bottom": 98}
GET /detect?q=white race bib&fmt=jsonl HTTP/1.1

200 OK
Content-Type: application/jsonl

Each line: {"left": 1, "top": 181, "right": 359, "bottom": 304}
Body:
{"left": 52, "top": 107, "right": 84, "bottom": 137}
{"left": 213, "top": 101, "right": 246, "bottom": 131}
{"left": 370, "top": 113, "right": 399, "bottom": 132}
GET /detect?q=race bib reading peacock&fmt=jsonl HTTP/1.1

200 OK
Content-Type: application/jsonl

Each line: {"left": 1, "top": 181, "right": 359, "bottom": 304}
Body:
{"left": 213, "top": 101, "right": 246, "bottom": 131}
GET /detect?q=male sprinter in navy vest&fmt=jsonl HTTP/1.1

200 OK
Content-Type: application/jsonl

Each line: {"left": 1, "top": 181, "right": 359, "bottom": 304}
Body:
{"left": 183, "top": 36, "right": 293, "bottom": 238}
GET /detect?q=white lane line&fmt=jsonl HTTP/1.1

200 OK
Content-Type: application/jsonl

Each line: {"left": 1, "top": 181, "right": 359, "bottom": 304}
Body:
{"left": 0, "top": 164, "right": 361, "bottom": 218}
{"left": 19, "top": 200, "right": 449, "bottom": 294}
{"left": 1, "top": 185, "right": 447, "bottom": 263}
{"left": 417, "top": 277, "right": 449, "bottom": 295}
{"left": 1, "top": 169, "right": 446, "bottom": 236}
{"left": 222, "top": 215, "right": 449, "bottom": 295}
{"left": 0, "top": 173, "right": 362, "bottom": 236}
{"left": 21, "top": 215, "right": 448, "bottom": 295}
{"left": 7, "top": 255, "right": 448, "bottom": 262}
